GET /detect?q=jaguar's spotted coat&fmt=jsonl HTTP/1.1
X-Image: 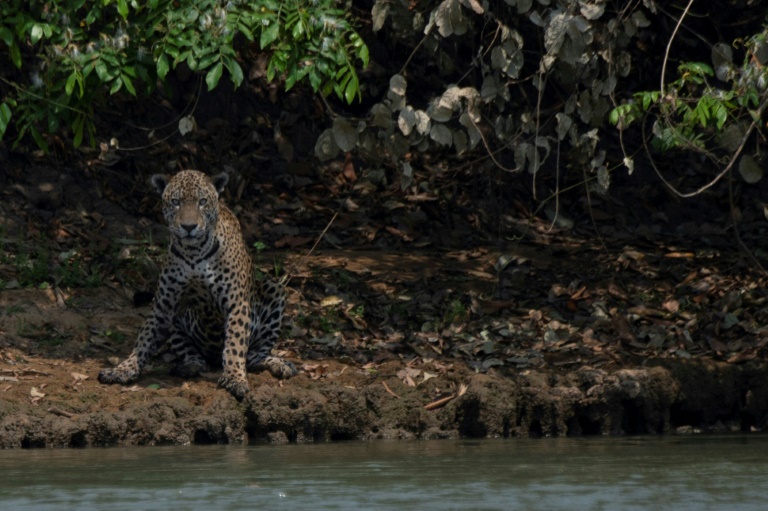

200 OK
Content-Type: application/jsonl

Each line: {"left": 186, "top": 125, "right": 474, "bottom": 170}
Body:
{"left": 98, "top": 170, "right": 296, "bottom": 399}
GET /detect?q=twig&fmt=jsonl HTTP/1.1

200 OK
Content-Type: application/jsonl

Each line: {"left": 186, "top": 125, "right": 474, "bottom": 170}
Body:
{"left": 382, "top": 381, "right": 401, "bottom": 399}
{"left": 660, "top": 0, "right": 696, "bottom": 96}
{"left": 399, "top": 23, "right": 434, "bottom": 76}
{"left": 469, "top": 114, "right": 518, "bottom": 172}
{"left": 116, "top": 76, "right": 204, "bottom": 152}
{"left": 424, "top": 394, "right": 456, "bottom": 410}
{"left": 424, "top": 384, "right": 467, "bottom": 410}
{"left": 0, "top": 75, "right": 89, "bottom": 116}
{"left": 47, "top": 406, "right": 75, "bottom": 419}
{"left": 0, "top": 368, "right": 51, "bottom": 377}
{"left": 280, "top": 205, "right": 342, "bottom": 287}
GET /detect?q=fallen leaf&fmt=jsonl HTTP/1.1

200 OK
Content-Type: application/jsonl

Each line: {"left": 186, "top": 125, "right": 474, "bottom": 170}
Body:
{"left": 71, "top": 372, "right": 89, "bottom": 382}
{"left": 662, "top": 299, "right": 680, "bottom": 313}
{"left": 320, "top": 295, "right": 343, "bottom": 307}
{"left": 302, "top": 363, "right": 329, "bottom": 380}
{"left": 382, "top": 380, "right": 401, "bottom": 399}
{"left": 342, "top": 152, "right": 357, "bottom": 182}
{"left": 422, "top": 371, "right": 438, "bottom": 383}
{"left": 397, "top": 367, "right": 420, "bottom": 387}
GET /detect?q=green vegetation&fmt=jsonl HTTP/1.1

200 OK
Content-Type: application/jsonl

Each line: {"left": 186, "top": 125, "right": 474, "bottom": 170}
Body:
{"left": 0, "top": 0, "right": 368, "bottom": 151}
{"left": 610, "top": 28, "right": 768, "bottom": 162}
{"left": 103, "top": 329, "right": 127, "bottom": 344}
{"left": 1, "top": 1, "right": 767, "bottom": 234}
{"left": 443, "top": 298, "right": 468, "bottom": 326}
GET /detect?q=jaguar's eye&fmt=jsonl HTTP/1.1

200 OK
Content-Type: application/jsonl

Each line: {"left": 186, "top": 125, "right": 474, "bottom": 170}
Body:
{"left": 171, "top": 198, "right": 180, "bottom": 207}
{"left": 199, "top": 198, "right": 207, "bottom": 206}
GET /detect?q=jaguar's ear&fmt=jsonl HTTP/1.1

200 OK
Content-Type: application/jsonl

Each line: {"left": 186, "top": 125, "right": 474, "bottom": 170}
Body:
{"left": 150, "top": 174, "right": 169, "bottom": 195}
{"left": 211, "top": 172, "right": 229, "bottom": 195}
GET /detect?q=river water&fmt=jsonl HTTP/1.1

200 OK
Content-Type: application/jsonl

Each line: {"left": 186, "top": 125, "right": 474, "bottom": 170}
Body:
{"left": 1, "top": 435, "right": 766, "bottom": 510}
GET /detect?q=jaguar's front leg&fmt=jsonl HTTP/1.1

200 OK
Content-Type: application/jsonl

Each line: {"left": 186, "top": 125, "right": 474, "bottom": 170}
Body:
{"left": 98, "top": 315, "right": 167, "bottom": 384}
{"left": 217, "top": 300, "right": 252, "bottom": 400}
{"left": 98, "top": 266, "right": 181, "bottom": 385}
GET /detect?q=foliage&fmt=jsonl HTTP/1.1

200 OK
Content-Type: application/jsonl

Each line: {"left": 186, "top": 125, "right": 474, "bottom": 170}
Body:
{"left": 0, "top": 0, "right": 368, "bottom": 151}
{"left": 316, "top": 0, "right": 662, "bottom": 197}
{"left": 610, "top": 27, "right": 768, "bottom": 183}
{"left": 310, "top": 1, "right": 768, "bottom": 200}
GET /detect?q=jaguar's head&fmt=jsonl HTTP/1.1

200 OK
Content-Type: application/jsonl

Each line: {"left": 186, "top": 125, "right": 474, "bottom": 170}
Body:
{"left": 151, "top": 170, "right": 229, "bottom": 246}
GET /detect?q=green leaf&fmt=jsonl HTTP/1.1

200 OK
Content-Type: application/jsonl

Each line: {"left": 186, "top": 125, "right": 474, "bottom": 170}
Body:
{"left": 10, "top": 42, "right": 20, "bottom": 68}
{"left": 308, "top": 67, "right": 321, "bottom": 91}
{"left": 87, "top": 120, "right": 97, "bottom": 149}
{"left": 358, "top": 44, "right": 370, "bottom": 67}
{"left": 30, "top": 24, "right": 44, "bottom": 45}
{"left": 31, "top": 127, "right": 49, "bottom": 153}
{"left": 285, "top": 67, "right": 298, "bottom": 91}
{"left": 224, "top": 58, "right": 244, "bottom": 87}
{"left": 72, "top": 115, "right": 84, "bottom": 148}
{"left": 238, "top": 21, "right": 254, "bottom": 41}
{"left": 117, "top": 0, "right": 129, "bottom": 19}
{"left": 163, "top": 44, "right": 180, "bottom": 59}
{"left": 157, "top": 53, "right": 170, "bottom": 80}
{"left": 344, "top": 73, "right": 358, "bottom": 104}
{"left": 0, "top": 102, "right": 12, "bottom": 140}
{"left": 686, "top": 62, "right": 714, "bottom": 76}
{"left": 608, "top": 108, "right": 619, "bottom": 126}
{"left": 109, "top": 77, "right": 123, "bottom": 94}
{"left": 95, "top": 61, "right": 109, "bottom": 81}
{"left": 185, "top": 9, "right": 199, "bottom": 24}
{"left": 198, "top": 52, "right": 219, "bottom": 70}
{"left": 65, "top": 73, "right": 78, "bottom": 96}
{"left": 101, "top": 53, "right": 120, "bottom": 67}
{"left": 122, "top": 73, "right": 136, "bottom": 95}
{"left": 260, "top": 22, "right": 279, "bottom": 49}
{"left": 206, "top": 62, "right": 223, "bottom": 91}
{"left": 292, "top": 20, "right": 305, "bottom": 39}
{"left": 0, "top": 26, "right": 13, "bottom": 46}
{"left": 715, "top": 103, "right": 727, "bottom": 130}
{"left": 174, "top": 50, "right": 191, "bottom": 67}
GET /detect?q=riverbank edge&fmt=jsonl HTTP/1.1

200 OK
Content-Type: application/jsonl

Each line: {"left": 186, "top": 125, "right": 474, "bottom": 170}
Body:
{"left": 1, "top": 358, "right": 766, "bottom": 448}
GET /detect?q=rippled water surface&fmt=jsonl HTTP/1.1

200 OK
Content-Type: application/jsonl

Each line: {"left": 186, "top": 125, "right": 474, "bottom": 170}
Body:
{"left": 1, "top": 435, "right": 767, "bottom": 510}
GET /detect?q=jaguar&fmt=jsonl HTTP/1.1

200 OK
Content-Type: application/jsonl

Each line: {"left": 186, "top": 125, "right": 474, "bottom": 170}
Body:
{"left": 98, "top": 170, "right": 296, "bottom": 399}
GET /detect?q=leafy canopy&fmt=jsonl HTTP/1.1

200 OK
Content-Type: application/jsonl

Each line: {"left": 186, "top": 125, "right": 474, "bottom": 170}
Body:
{"left": 0, "top": 0, "right": 369, "bottom": 150}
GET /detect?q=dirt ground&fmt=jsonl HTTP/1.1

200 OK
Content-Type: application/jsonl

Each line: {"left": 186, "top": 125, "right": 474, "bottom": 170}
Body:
{"left": 3, "top": 106, "right": 768, "bottom": 447}
{"left": 2, "top": 248, "right": 768, "bottom": 448}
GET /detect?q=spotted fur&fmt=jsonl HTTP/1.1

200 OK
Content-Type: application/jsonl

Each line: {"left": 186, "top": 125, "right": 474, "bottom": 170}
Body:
{"left": 98, "top": 170, "right": 296, "bottom": 399}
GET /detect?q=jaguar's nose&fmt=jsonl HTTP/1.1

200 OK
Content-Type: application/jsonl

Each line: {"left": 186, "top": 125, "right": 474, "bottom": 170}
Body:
{"left": 180, "top": 223, "right": 197, "bottom": 234}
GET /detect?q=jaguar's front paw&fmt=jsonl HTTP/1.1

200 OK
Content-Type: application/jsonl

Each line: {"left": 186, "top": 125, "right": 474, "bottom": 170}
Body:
{"left": 218, "top": 374, "right": 250, "bottom": 400}
{"left": 98, "top": 366, "right": 136, "bottom": 385}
